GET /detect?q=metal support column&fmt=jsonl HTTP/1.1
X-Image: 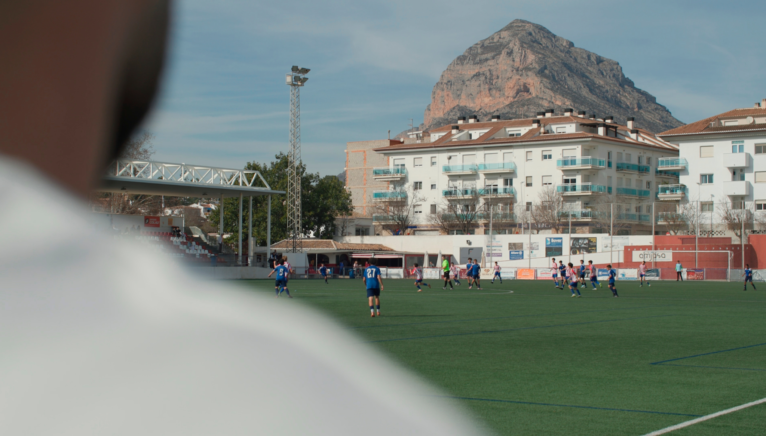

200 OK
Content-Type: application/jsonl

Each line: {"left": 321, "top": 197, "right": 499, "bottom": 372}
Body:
{"left": 238, "top": 193, "right": 243, "bottom": 266}
{"left": 219, "top": 193, "right": 224, "bottom": 251}
{"left": 610, "top": 203, "right": 614, "bottom": 265}
{"left": 651, "top": 202, "right": 656, "bottom": 269}
{"left": 249, "top": 196, "right": 253, "bottom": 267}
{"left": 267, "top": 195, "right": 272, "bottom": 257}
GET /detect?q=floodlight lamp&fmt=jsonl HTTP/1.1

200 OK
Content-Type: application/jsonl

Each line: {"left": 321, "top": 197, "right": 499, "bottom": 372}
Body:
{"left": 300, "top": 77, "right": 309, "bottom": 84}
{"left": 298, "top": 68, "right": 310, "bottom": 75}
{"left": 291, "top": 65, "right": 299, "bottom": 72}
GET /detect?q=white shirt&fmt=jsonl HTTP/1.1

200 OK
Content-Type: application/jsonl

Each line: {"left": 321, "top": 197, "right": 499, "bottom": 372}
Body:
{"left": 0, "top": 157, "right": 483, "bottom": 436}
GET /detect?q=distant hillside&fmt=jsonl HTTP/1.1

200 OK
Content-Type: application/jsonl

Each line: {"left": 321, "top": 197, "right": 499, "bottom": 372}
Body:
{"left": 421, "top": 19, "right": 683, "bottom": 133}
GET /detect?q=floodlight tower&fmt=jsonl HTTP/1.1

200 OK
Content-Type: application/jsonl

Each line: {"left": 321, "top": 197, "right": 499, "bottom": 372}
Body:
{"left": 285, "top": 66, "right": 310, "bottom": 253}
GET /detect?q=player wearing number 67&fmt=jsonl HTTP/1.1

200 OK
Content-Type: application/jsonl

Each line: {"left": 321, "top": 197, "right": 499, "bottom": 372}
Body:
{"left": 363, "top": 258, "right": 384, "bottom": 317}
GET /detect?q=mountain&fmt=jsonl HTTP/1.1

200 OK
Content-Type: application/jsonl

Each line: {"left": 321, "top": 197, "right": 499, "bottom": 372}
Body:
{"left": 422, "top": 20, "right": 683, "bottom": 133}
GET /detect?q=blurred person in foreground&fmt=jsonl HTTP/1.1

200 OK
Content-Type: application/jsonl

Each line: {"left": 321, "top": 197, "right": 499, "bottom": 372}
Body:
{"left": 0, "top": 1, "right": 486, "bottom": 435}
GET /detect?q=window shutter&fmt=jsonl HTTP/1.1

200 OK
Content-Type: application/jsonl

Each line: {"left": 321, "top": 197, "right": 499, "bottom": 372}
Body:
{"left": 755, "top": 172, "right": 766, "bottom": 183}
{"left": 700, "top": 146, "right": 714, "bottom": 158}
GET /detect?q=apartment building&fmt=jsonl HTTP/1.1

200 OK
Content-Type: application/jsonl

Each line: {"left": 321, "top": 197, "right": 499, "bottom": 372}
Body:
{"left": 367, "top": 110, "right": 679, "bottom": 235}
{"left": 658, "top": 99, "right": 766, "bottom": 231}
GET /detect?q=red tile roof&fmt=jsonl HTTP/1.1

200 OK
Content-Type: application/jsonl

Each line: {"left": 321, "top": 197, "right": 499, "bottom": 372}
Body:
{"left": 659, "top": 107, "right": 766, "bottom": 136}
{"left": 271, "top": 240, "right": 395, "bottom": 252}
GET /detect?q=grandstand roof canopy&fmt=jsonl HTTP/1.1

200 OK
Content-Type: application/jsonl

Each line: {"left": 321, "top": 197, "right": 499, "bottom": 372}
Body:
{"left": 98, "top": 159, "right": 284, "bottom": 198}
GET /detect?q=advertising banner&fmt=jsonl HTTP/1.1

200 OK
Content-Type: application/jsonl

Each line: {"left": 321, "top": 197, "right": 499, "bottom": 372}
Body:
{"left": 597, "top": 269, "right": 610, "bottom": 281}
{"left": 545, "top": 237, "right": 563, "bottom": 257}
{"left": 509, "top": 250, "right": 524, "bottom": 260}
{"left": 536, "top": 268, "right": 553, "bottom": 280}
{"left": 645, "top": 269, "right": 660, "bottom": 280}
{"left": 686, "top": 269, "right": 704, "bottom": 280}
{"left": 508, "top": 243, "right": 523, "bottom": 250}
{"left": 530, "top": 242, "right": 540, "bottom": 258}
{"left": 632, "top": 250, "right": 673, "bottom": 262}
{"left": 517, "top": 268, "right": 536, "bottom": 280}
{"left": 570, "top": 237, "right": 597, "bottom": 255}
{"left": 504, "top": 269, "right": 517, "bottom": 280}
{"left": 617, "top": 269, "right": 638, "bottom": 281}
{"left": 603, "top": 236, "right": 629, "bottom": 252}
{"left": 144, "top": 216, "right": 160, "bottom": 227}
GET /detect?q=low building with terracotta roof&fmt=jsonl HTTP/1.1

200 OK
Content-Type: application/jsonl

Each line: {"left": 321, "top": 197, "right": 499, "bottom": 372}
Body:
{"left": 348, "top": 109, "right": 679, "bottom": 235}
{"left": 658, "top": 99, "right": 766, "bottom": 230}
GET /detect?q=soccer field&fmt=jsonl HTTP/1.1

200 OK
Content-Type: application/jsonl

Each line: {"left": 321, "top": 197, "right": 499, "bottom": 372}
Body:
{"left": 241, "top": 277, "right": 766, "bottom": 435}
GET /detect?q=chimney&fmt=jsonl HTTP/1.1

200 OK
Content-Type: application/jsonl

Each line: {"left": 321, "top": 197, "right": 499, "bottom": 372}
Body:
{"left": 589, "top": 114, "right": 596, "bottom": 120}
{"left": 451, "top": 125, "right": 459, "bottom": 134}
{"left": 536, "top": 111, "right": 545, "bottom": 119}
{"left": 605, "top": 115, "right": 614, "bottom": 123}
{"left": 578, "top": 111, "right": 586, "bottom": 118}
{"left": 756, "top": 102, "right": 761, "bottom": 108}
{"left": 597, "top": 123, "right": 606, "bottom": 136}
{"left": 630, "top": 129, "right": 639, "bottom": 140}
{"left": 457, "top": 116, "right": 466, "bottom": 124}
{"left": 762, "top": 98, "right": 766, "bottom": 108}
{"left": 491, "top": 114, "right": 500, "bottom": 122}
{"left": 626, "top": 117, "right": 635, "bottom": 129}
{"left": 468, "top": 115, "right": 478, "bottom": 123}
{"left": 545, "top": 109, "right": 554, "bottom": 118}
{"left": 532, "top": 119, "right": 541, "bottom": 127}
{"left": 564, "top": 108, "right": 574, "bottom": 116}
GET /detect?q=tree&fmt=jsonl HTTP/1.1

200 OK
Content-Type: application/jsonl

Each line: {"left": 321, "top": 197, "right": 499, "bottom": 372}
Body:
{"left": 371, "top": 183, "right": 424, "bottom": 235}
{"left": 588, "top": 195, "right": 631, "bottom": 235}
{"left": 429, "top": 189, "right": 483, "bottom": 235}
{"left": 718, "top": 199, "right": 753, "bottom": 242}
{"left": 209, "top": 153, "right": 353, "bottom": 250}
{"left": 531, "top": 186, "right": 568, "bottom": 234}
{"left": 655, "top": 202, "right": 689, "bottom": 235}
{"left": 120, "top": 132, "right": 155, "bottom": 160}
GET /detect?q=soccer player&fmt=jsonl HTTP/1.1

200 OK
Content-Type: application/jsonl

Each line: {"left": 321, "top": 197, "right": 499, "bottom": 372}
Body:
{"left": 442, "top": 257, "right": 454, "bottom": 290}
{"left": 578, "top": 260, "right": 587, "bottom": 288}
{"left": 567, "top": 263, "right": 581, "bottom": 297}
{"left": 363, "top": 258, "right": 384, "bottom": 317}
{"left": 491, "top": 262, "right": 502, "bottom": 284}
{"left": 472, "top": 259, "right": 482, "bottom": 290}
{"left": 675, "top": 261, "right": 683, "bottom": 281}
{"left": 450, "top": 263, "right": 461, "bottom": 286}
{"left": 267, "top": 260, "right": 292, "bottom": 298}
{"left": 639, "top": 261, "right": 650, "bottom": 287}
{"left": 743, "top": 264, "right": 757, "bottom": 291}
{"left": 607, "top": 264, "right": 619, "bottom": 297}
{"left": 319, "top": 263, "right": 329, "bottom": 284}
{"left": 551, "top": 258, "right": 560, "bottom": 288}
{"left": 283, "top": 256, "right": 293, "bottom": 285}
{"left": 466, "top": 257, "right": 475, "bottom": 289}
{"left": 558, "top": 261, "right": 567, "bottom": 288}
{"left": 588, "top": 260, "right": 600, "bottom": 289}
{"left": 412, "top": 263, "right": 432, "bottom": 292}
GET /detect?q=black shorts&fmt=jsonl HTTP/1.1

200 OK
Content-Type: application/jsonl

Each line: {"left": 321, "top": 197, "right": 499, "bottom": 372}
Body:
{"left": 366, "top": 288, "right": 381, "bottom": 297}
{"left": 579, "top": 272, "right": 586, "bottom": 279}
{"left": 443, "top": 271, "right": 450, "bottom": 279}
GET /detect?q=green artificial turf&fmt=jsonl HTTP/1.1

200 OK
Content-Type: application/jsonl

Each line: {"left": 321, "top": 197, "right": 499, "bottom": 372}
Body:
{"left": 241, "top": 277, "right": 766, "bottom": 435}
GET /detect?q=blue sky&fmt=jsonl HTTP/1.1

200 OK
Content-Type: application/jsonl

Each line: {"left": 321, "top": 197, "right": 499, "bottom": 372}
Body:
{"left": 144, "top": 0, "right": 766, "bottom": 176}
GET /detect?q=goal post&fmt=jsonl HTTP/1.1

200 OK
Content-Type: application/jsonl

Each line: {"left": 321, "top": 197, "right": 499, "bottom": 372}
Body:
{"left": 633, "top": 250, "right": 734, "bottom": 282}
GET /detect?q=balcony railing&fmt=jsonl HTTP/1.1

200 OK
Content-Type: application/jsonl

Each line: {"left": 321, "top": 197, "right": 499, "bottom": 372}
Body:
{"left": 440, "top": 213, "right": 476, "bottom": 221}
{"left": 372, "top": 166, "right": 407, "bottom": 177}
{"left": 477, "top": 162, "right": 516, "bottom": 172}
{"left": 638, "top": 189, "right": 651, "bottom": 198}
{"left": 657, "top": 184, "right": 687, "bottom": 195}
{"left": 372, "top": 214, "right": 397, "bottom": 223}
{"left": 656, "top": 169, "right": 681, "bottom": 179}
{"left": 556, "top": 184, "right": 610, "bottom": 194}
{"left": 372, "top": 190, "right": 407, "bottom": 200}
{"left": 442, "top": 188, "right": 477, "bottom": 198}
{"left": 616, "top": 162, "right": 651, "bottom": 174}
{"left": 477, "top": 187, "right": 516, "bottom": 196}
{"left": 558, "top": 210, "right": 603, "bottom": 220}
{"left": 556, "top": 157, "right": 606, "bottom": 169}
{"left": 442, "top": 164, "right": 478, "bottom": 174}
{"left": 638, "top": 214, "right": 651, "bottom": 223}
{"left": 616, "top": 187, "right": 637, "bottom": 196}
{"left": 477, "top": 212, "right": 516, "bottom": 222}
{"left": 617, "top": 213, "right": 638, "bottom": 222}
{"left": 657, "top": 212, "right": 687, "bottom": 223}
{"left": 657, "top": 158, "right": 687, "bottom": 170}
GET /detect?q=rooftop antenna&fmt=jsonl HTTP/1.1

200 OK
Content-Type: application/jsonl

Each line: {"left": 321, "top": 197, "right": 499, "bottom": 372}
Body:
{"left": 285, "top": 65, "right": 310, "bottom": 253}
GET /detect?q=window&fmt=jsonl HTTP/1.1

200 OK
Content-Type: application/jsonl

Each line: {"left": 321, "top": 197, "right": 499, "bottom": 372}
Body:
{"left": 638, "top": 156, "right": 643, "bottom": 165}
{"left": 616, "top": 152, "right": 623, "bottom": 162}
{"left": 646, "top": 157, "right": 652, "bottom": 166}
{"left": 507, "top": 129, "right": 521, "bottom": 137}
{"left": 625, "top": 153, "right": 632, "bottom": 163}
{"left": 700, "top": 146, "right": 714, "bottom": 158}
{"left": 617, "top": 177, "right": 624, "bottom": 187}
{"left": 503, "top": 178, "right": 513, "bottom": 187}
{"left": 607, "top": 151, "right": 613, "bottom": 168}
{"left": 756, "top": 172, "right": 766, "bottom": 183}
{"left": 700, "top": 174, "right": 714, "bottom": 184}
{"left": 430, "top": 204, "right": 437, "bottom": 214}
{"left": 733, "top": 170, "right": 745, "bottom": 181}
{"left": 563, "top": 177, "right": 576, "bottom": 184}
{"left": 542, "top": 175, "right": 552, "bottom": 186}
{"left": 756, "top": 145, "right": 766, "bottom": 154}
{"left": 732, "top": 141, "right": 744, "bottom": 153}
{"left": 555, "top": 126, "right": 566, "bottom": 134}
{"left": 526, "top": 151, "right": 533, "bottom": 161}
{"left": 526, "top": 202, "right": 532, "bottom": 212}
{"left": 607, "top": 176, "right": 612, "bottom": 188}
{"left": 355, "top": 228, "right": 370, "bottom": 236}
{"left": 723, "top": 120, "right": 738, "bottom": 126}
{"left": 430, "top": 184, "right": 436, "bottom": 190}
{"left": 646, "top": 181, "right": 651, "bottom": 190}
{"left": 414, "top": 205, "right": 423, "bottom": 214}
{"left": 430, "top": 156, "right": 437, "bottom": 166}
{"left": 526, "top": 176, "right": 532, "bottom": 187}
{"left": 635, "top": 206, "right": 642, "bottom": 213}
{"left": 701, "top": 202, "right": 714, "bottom": 212}
{"left": 414, "top": 157, "right": 423, "bottom": 167}
{"left": 542, "top": 150, "right": 552, "bottom": 160}
{"left": 626, "top": 178, "right": 632, "bottom": 188}
{"left": 413, "top": 181, "right": 422, "bottom": 190}
{"left": 756, "top": 201, "right": 766, "bottom": 211}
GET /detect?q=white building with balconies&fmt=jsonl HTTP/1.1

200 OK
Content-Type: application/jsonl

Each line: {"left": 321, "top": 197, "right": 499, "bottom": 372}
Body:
{"left": 659, "top": 100, "right": 766, "bottom": 232}
{"left": 365, "top": 110, "right": 679, "bottom": 234}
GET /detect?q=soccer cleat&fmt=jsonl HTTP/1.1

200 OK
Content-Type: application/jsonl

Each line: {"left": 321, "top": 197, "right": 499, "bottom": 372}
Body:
{"left": 577, "top": 295, "right": 581, "bottom": 298}
{"left": 442, "top": 287, "right": 446, "bottom": 290}
{"left": 571, "top": 294, "right": 577, "bottom": 297}
{"left": 428, "top": 284, "right": 432, "bottom": 289}
{"left": 417, "top": 289, "right": 422, "bottom": 292}
{"left": 371, "top": 312, "right": 375, "bottom": 317}
{"left": 377, "top": 311, "right": 381, "bottom": 316}
{"left": 450, "top": 287, "right": 454, "bottom": 290}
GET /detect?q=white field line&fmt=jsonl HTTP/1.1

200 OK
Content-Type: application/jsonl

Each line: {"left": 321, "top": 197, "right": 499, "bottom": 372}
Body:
{"left": 642, "top": 397, "right": 766, "bottom": 435}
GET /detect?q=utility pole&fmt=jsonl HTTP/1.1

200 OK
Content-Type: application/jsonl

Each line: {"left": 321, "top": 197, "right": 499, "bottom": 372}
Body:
{"left": 286, "top": 66, "right": 310, "bottom": 253}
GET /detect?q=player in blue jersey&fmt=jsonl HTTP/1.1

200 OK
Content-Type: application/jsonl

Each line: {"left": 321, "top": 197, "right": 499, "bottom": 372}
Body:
{"left": 578, "top": 260, "right": 587, "bottom": 288}
{"left": 558, "top": 261, "right": 567, "bottom": 287}
{"left": 319, "top": 263, "right": 329, "bottom": 284}
{"left": 466, "top": 257, "right": 475, "bottom": 289}
{"left": 742, "top": 264, "right": 757, "bottom": 291}
{"left": 363, "top": 258, "right": 384, "bottom": 317}
{"left": 567, "top": 263, "right": 581, "bottom": 297}
{"left": 411, "top": 263, "right": 431, "bottom": 292}
{"left": 607, "top": 264, "right": 618, "bottom": 297}
{"left": 471, "top": 259, "right": 482, "bottom": 290}
{"left": 588, "top": 260, "right": 601, "bottom": 289}
{"left": 267, "top": 259, "right": 292, "bottom": 298}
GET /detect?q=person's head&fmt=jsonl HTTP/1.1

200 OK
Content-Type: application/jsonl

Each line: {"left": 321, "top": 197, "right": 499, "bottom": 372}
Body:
{"left": 588, "top": 260, "right": 593, "bottom": 265}
{"left": 552, "top": 258, "right": 556, "bottom": 262}
{"left": 607, "top": 264, "right": 612, "bottom": 269}
{"left": 746, "top": 263, "right": 750, "bottom": 268}
{"left": 473, "top": 259, "right": 477, "bottom": 264}
{"left": 559, "top": 260, "right": 563, "bottom": 264}
{"left": 369, "top": 258, "right": 377, "bottom": 266}
{"left": 278, "top": 259, "right": 284, "bottom": 266}
{"left": 642, "top": 260, "right": 646, "bottom": 265}
{"left": 580, "top": 260, "right": 584, "bottom": 264}
{"left": 677, "top": 260, "right": 680, "bottom": 263}
{"left": 414, "top": 263, "right": 419, "bottom": 268}
{"left": 468, "top": 257, "right": 472, "bottom": 262}
{"left": 1, "top": 0, "right": 171, "bottom": 197}
{"left": 494, "top": 262, "right": 498, "bottom": 265}
{"left": 568, "top": 263, "right": 573, "bottom": 268}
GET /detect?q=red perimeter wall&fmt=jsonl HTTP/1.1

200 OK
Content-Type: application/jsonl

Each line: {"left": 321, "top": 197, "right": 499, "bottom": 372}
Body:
{"left": 623, "top": 236, "right": 753, "bottom": 270}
